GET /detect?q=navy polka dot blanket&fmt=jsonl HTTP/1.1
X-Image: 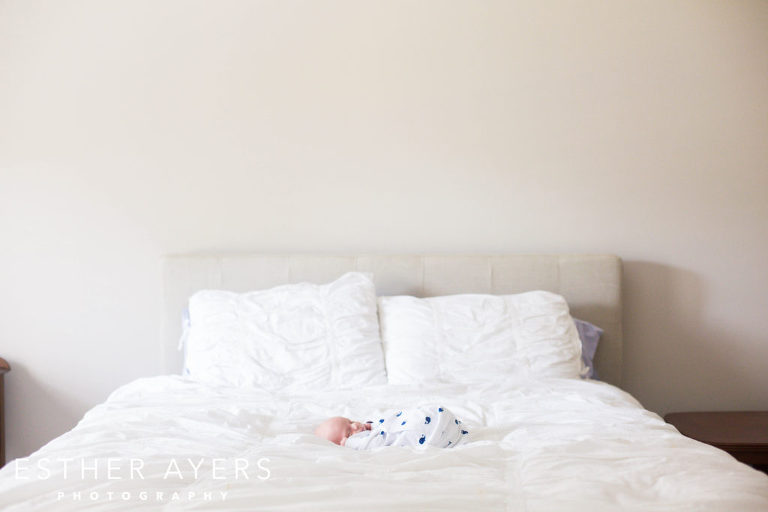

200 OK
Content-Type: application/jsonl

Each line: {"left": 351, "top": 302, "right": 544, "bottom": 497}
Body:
{"left": 345, "top": 406, "right": 469, "bottom": 450}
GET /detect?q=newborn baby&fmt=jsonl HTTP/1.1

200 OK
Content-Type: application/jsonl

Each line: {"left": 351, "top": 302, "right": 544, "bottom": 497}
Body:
{"left": 315, "top": 406, "right": 469, "bottom": 449}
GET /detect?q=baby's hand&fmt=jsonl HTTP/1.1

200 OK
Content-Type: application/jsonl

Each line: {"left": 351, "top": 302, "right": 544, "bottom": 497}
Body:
{"left": 349, "top": 421, "right": 370, "bottom": 435}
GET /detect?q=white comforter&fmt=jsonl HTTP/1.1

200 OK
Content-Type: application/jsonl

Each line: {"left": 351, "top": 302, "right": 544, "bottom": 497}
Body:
{"left": 0, "top": 376, "right": 766, "bottom": 511}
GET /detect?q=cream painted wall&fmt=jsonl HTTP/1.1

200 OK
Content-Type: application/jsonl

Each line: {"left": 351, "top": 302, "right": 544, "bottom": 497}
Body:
{"left": 1, "top": 0, "right": 767, "bottom": 460}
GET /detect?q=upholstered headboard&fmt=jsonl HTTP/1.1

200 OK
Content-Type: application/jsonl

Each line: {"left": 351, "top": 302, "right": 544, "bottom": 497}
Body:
{"left": 162, "top": 254, "right": 623, "bottom": 386}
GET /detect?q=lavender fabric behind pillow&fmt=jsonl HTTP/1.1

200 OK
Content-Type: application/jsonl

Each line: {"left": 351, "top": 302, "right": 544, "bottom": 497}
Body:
{"left": 574, "top": 318, "right": 604, "bottom": 379}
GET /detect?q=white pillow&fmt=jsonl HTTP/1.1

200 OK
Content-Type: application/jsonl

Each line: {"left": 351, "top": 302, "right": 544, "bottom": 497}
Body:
{"left": 378, "top": 291, "right": 584, "bottom": 384}
{"left": 184, "top": 272, "right": 387, "bottom": 390}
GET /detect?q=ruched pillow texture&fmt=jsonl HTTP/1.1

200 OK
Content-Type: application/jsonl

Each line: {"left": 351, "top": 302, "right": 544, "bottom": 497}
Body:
{"left": 379, "top": 291, "right": 584, "bottom": 384}
{"left": 185, "top": 272, "right": 387, "bottom": 390}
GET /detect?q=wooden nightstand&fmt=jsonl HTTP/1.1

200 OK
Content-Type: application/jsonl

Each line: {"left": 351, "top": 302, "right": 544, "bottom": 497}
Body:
{"left": 665, "top": 411, "right": 768, "bottom": 473}
{"left": 0, "top": 357, "right": 9, "bottom": 467}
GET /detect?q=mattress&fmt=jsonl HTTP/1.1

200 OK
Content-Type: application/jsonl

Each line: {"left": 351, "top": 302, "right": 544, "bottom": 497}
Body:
{"left": 1, "top": 375, "right": 766, "bottom": 511}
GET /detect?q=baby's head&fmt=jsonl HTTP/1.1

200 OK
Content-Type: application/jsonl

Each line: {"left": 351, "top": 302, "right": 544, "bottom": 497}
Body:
{"left": 314, "top": 416, "right": 370, "bottom": 445}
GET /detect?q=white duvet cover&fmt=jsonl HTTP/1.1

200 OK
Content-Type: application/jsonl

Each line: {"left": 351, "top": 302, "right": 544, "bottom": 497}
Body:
{"left": 1, "top": 376, "right": 766, "bottom": 511}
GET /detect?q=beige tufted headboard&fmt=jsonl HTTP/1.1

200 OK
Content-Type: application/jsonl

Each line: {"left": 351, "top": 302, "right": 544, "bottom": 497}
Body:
{"left": 162, "top": 254, "right": 623, "bottom": 387}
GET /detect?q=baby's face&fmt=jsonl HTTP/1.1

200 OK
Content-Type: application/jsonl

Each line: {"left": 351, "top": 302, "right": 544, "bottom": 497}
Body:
{"left": 314, "top": 416, "right": 371, "bottom": 445}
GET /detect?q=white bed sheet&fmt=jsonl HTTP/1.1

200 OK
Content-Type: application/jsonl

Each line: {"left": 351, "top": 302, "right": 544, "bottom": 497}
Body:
{"left": 1, "top": 376, "right": 766, "bottom": 511}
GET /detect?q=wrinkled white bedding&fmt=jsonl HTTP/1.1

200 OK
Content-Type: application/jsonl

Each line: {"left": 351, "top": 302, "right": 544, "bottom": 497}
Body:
{"left": 1, "top": 376, "right": 766, "bottom": 511}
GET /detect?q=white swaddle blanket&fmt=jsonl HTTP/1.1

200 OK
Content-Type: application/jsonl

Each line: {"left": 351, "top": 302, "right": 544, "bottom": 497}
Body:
{"left": 345, "top": 406, "right": 469, "bottom": 450}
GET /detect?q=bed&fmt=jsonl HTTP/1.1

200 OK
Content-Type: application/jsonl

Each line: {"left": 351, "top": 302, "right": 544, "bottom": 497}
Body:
{"left": 0, "top": 254, "right": 766, "bottom": 511}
